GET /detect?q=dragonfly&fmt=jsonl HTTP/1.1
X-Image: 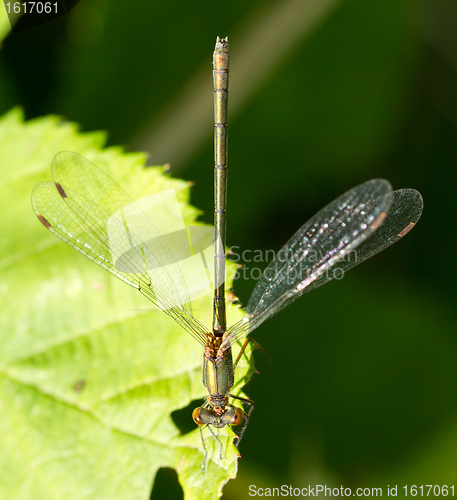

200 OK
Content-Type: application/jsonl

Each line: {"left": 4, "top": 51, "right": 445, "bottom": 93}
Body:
{"left": 32, "top": 37, "right": 423, "bottom": 459}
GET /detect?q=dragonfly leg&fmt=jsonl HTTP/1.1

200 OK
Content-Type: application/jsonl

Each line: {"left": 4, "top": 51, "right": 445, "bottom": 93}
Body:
{"left": 207, "top": 424, "right": 224, "bottom": 460}
{"left": 199, "top": 425, "right": 208, "bottom": 470}
{"left": 199, "top": 424, "right": 223, "bottom": 469}
{"left": 233, "top": 337, "right": 250, "bottom": 369}
{"left": 229, "top": 393, "right": 255, "bottom": 447}
{"left": 233, "top": 337, "right": 270, "bottom": 369}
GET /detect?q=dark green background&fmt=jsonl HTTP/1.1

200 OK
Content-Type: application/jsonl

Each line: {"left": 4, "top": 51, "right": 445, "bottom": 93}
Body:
{"left": 2, "top": 0, "right": 456, "bottom": 497}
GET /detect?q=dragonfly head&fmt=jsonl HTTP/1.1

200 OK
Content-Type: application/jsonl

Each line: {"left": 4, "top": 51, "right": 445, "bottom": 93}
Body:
{"left": 192, "top": 405, "right": 244, "bottom": 428}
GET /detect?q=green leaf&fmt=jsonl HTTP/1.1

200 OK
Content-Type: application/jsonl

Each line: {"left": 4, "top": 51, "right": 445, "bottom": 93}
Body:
{"left": 0, "top": 1, "right": 18, "bottom": 41}
{"left": 0, "top": 108, "right": 253, "bottom": 500}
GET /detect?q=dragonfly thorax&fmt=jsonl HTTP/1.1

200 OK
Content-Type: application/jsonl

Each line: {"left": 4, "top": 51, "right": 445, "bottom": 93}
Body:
{"left": 192, "top": 334, "right": 245, "bottom": 428}
{"left": 203, "top": 347, "right": 234, "bottom": 397}
{"left": 204, "top": 332, "right": 228, "bottom": 358}
{"left": 208, "top": 395, "right": 229, "bottom": 413}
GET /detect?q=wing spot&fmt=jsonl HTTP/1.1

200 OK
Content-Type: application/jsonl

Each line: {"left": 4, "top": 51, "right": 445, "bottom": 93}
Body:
{"left": 55, "top": 182, "right": 68, "bottom": 198}
{"left": 398, "top": 222, "right": 415, "bottom": 238}
{"left": 37, "top": 214, "right": 52, "bottom": 228}
{"left": 371, "top": 211, "right": 387, "bottom": 230}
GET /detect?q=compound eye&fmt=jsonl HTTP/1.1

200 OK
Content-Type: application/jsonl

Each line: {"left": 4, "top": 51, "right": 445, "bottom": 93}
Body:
{"left": 232, "top": 407, "right": 244, "bottom": 426}
{"left": 192, "top": 408, "right": 204, "bottom": 426}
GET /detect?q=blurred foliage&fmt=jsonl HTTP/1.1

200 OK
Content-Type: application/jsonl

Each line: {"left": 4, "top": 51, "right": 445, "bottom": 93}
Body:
{"left": 0, "top": 0, "right": 456, "bottom": 498}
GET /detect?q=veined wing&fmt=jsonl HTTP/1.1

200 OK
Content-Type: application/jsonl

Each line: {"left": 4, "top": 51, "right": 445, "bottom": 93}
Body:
{"left": 32, "top": 151, "right": 209, "bottom": 346}
{"left": 224, "top": 180, "right": 422, "bottom": 347}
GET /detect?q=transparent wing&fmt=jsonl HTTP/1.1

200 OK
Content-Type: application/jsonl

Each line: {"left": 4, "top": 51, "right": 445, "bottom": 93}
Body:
{"left": 224, "top": 180, "right": 422, "bottom": 347}
{"left": 32, "top": 151, "right": 209, "bottom": 346}
{"left": 337, "top": 188, "right": 423, "bottom": 265}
